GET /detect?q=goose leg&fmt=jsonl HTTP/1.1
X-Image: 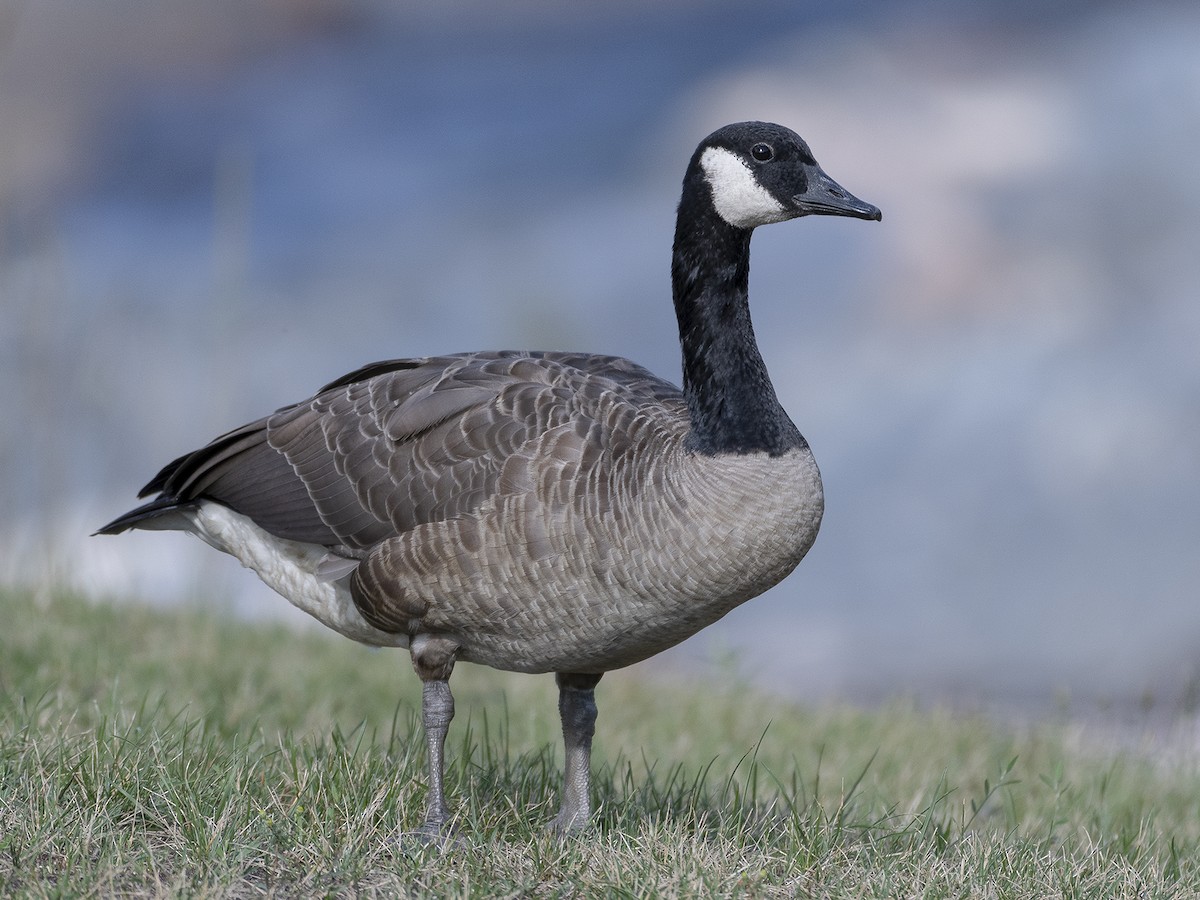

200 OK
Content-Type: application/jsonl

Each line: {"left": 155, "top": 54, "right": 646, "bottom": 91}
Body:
{"left": 550, "top": 671, "right": 602, "bottom": 833}
{"left": 409, "top": 635, "right": 459, "bottom": 840}
{"left": 419, "top": 679, "right": 454, "bottom": 833}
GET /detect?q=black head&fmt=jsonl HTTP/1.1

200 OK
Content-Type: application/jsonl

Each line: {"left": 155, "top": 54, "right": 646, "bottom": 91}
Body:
{"left": 689, "top": 121, "right": 881, "bottom": 229}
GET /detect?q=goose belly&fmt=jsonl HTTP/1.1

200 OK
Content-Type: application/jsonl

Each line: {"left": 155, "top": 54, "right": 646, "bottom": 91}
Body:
{"left": 403, "top": 445, "right": 824, "bottom": 673}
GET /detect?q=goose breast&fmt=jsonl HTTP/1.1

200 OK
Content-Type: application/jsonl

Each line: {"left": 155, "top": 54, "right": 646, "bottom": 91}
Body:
{"left": 349, "top": 402, "right": 823, "bottom": 674}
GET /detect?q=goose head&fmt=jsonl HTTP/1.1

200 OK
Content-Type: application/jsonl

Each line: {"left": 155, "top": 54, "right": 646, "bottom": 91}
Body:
{"left": 691, "top": 121, "right": 881, "bottom": 230}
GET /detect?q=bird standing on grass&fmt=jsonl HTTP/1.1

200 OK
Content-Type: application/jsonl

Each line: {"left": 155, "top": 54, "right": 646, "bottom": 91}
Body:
{"left": 99, "top": 121, "right": 881, "bottom": 838}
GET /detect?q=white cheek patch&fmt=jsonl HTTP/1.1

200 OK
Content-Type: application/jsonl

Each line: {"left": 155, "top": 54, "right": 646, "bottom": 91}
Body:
{"left": 700, "top": 146, "right": 791, "bottom": 229}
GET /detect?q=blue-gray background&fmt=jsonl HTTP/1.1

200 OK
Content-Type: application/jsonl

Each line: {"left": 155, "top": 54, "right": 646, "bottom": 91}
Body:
{"left": 3, "top": 0, "right": 1198, "bottom": 707}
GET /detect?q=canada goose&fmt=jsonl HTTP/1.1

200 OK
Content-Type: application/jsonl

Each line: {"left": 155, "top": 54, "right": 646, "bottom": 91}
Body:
{"left": 98, "top": 121, "right": 880, "bottom": 837}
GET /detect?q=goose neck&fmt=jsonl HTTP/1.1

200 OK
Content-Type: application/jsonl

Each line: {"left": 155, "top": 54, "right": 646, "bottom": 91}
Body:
{"left": 670, "top": 214, "right": 803, "bottom": 457}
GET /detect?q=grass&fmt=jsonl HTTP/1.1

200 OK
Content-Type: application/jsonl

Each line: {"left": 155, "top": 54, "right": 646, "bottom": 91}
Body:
{"left": 1, "top": 587, "right": 1198, "bottom": 897}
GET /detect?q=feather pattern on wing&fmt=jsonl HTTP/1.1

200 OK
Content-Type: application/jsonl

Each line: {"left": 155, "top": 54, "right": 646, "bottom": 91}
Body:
{"left": 136, "top": 351, "right": 686, "bottom": 560}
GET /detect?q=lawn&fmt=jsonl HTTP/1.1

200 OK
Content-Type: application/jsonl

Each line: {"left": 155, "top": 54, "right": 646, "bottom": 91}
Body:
{"left": 1, "top": 586, "right": 1197, "bottom": 897}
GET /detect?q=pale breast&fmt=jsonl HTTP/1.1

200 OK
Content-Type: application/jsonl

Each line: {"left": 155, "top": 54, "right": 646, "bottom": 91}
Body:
{"left": 352, "top": 442, "right": 823, "bottom": 674}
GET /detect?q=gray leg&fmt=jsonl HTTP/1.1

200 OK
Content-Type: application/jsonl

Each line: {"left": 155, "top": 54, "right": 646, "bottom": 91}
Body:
{"left": 549, "top": 671, "right": 602, "bottom": 833}
{"left": 409, "top": 635, "right": 460, "bottom": 839}
{"left": 419, "top": 679, "right": 454, "bottom": 834}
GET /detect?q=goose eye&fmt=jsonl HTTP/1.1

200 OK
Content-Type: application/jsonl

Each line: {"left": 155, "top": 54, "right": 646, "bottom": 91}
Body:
{"left": 750, "top": 143, "right": 774, "bottom": 162}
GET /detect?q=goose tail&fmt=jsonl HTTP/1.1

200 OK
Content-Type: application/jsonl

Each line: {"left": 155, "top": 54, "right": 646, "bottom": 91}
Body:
{"left": 94, "top": 496, "right": 196, "bottom": 536}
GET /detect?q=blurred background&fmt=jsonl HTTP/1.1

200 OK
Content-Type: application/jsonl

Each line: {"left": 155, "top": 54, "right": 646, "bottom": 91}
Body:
{"left": 2, "top": 0, "right": 1198, "bottom": 710}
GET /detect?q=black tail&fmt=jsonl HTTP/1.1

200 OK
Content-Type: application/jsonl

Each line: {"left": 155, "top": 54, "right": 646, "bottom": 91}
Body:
{"left": 93, "top": 496, "right": 195, "bottom": 536}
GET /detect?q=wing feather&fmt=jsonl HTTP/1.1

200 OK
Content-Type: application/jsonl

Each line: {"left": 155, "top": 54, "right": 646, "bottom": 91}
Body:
{"left": 126, "top": 351, "right": 686, "bottom": 557}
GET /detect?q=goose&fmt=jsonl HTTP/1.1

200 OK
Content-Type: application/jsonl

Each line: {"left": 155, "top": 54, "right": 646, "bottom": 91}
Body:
{"left": 98, "top": 121, "right": 880, "bottom": 837}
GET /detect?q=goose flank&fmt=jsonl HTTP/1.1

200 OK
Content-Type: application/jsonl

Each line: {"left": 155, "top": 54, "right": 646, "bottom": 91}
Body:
{"left": 98, "top": 121, "right": 881, "bottom": 837}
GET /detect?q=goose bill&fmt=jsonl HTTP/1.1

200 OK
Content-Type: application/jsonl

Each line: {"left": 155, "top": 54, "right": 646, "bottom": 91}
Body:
{"left": 793, "top": 169, "right": 882, "bottom": 221}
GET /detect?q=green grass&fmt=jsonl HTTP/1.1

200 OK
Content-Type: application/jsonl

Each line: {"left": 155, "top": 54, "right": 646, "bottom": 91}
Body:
{"left": 1, "top": 586, "right": 1198, "bottom": 898}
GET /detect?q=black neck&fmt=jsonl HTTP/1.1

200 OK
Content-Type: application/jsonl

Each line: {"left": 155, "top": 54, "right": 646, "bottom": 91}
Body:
{"left": 670, "top": 192, "right": 804, "bottom": 457}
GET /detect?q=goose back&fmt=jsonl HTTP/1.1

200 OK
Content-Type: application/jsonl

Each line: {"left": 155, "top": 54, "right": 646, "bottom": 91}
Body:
{"left": 135, "top": 351, "right": 682, "bottom": 548}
